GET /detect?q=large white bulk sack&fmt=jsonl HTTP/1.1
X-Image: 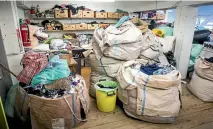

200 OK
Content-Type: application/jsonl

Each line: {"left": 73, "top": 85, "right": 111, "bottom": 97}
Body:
{"left": 88, "top": 54, "right": 123, "bottom": 77}
{"left": 102, "top": 41, "right": 143, "bottom": 60}
{"left": 188, "top": 58, "right": 213, "bottom": 102}
{"left": 89, "top": 72, "right": 115, "bottom": 98}
{"left": 158, "top": 36, "right": 176, "bottom": 53}
{"left": 116, "top": 59, "right": 182, "bottom": 123}
{"left": 101, "top": 21, "right": 143, "bottom": 47}
{"left": 94, "top": 24, "right": 143, "bottom": 61}
{"left": 88, "top": 38, "right": 125, "bottom": 77}
{"left": 194, "top": 58, "right": 213, "bottom": 81}
{"left": 188, "top": 72, "right": 213, "bottom": 102}
{"left": 140, "top": 31, "right": 162, "bottom": 60}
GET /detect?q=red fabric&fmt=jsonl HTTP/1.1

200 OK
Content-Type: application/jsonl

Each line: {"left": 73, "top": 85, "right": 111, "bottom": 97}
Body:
{"left": 17, "top": 51, "right": 48, "bottom": 84}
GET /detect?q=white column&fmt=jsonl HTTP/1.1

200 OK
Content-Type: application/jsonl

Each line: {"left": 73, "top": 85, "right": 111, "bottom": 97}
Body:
{"left": 174, "top": 6, "right": 198, "bottom": 79}
{"left": 0, "top": 1, "right": 24, "bottom": 84}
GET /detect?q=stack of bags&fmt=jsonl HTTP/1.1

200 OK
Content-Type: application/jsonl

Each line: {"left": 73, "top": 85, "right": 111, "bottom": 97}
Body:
{"left": 88, "top": 20, "right": 144, "bottom": 97}
{"left": 87, "top": 17, "right": 181, "bottom": 123}
{"left": 188, "top": 42, "right": 213, "bottom": 101}
{"left": 88, "top": 18, "right": 166, "bottom": 98}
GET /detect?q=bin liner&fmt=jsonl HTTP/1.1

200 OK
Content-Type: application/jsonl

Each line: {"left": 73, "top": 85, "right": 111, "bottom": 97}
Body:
{"left": 31, "top": 55, "right": 70, "bottom": 87}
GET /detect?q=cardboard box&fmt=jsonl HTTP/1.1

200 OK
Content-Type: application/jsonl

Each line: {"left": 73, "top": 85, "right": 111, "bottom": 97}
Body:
{"left": 59, "top": 53, "right": 72, "bottom": 64}
{"left": 99, "top": 23, "right": 109, "bottom": 28}
{"left": 95, "top": 12, "right": 107, "bottom": 18}
{"left": 54, "top": 9, "right": 69, "bottom": 18}
{"left": 118, "top": 13, "right": 128, "bottom": 18}
{"left": 70, "top": 10, "right": 83, "bottom": 18}
{"left": 63, "top": 24, "right": 76, "bottom": 30}
{"left": 107, "top": 12, "right": 119, "bottom": 18}
{"left": 75, "top": 24, "right": 88, "bottom": 30}
{"left": 82, "top": 11, "right": 94, "bottom": 18}
{"left": 88, "top": 24, "right": 99, "bottom": 30}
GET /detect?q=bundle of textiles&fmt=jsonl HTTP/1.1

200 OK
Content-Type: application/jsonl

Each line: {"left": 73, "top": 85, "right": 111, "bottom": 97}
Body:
{"left": 116, "top": 60, "right": 182, "bottom": 123}
{"left": 5, "top": 51, "right": 90, "bottom": 129}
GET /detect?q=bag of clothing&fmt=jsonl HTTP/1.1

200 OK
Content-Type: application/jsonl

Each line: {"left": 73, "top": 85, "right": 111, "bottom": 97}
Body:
{"left": 93, "top": 21, "right": 143, "bottom": 60}
{"left": 194, "top": 58, "right": 213, "bottom": 81}
{"left": 158, "top": 36, "right": 176, "bottom": 53}
{"left": 116, "top": 59, "right": 182, "bottom": 123}
{"left": 29, "top": 75, "right": 89, "bottom": 129}
{"left": 87, "top": 38, "right": 125, "bottom": 77}
{"left": 139, "top": 30, "right": 162, "bottom": 60}
{"left": 31, "top": 55, "right": 70, "bottom": 87}
{"left": 101, "top": 21, "right": 142, "bottom": 47}
{"left": 188, "top": 58, "right": 213, "bottom": 102}
{"left": 89, "top": 72, "right": 115, "bottom": 98}
{"left": 188, "top": 72, "right": 213, "bottom": 102}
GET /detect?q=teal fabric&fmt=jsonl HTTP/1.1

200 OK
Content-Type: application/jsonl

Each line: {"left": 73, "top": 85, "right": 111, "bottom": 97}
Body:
{"left": 158, "top": 26, "right": 174, "bottom": 36}
{"left": 114, "top": 16, "right": 129, "bottom": 28}
{"left": 188, "top": 44, "right": 204, "bottom": 72}
{"left": 4, "top": 84, "right": 19, "bottom": 118}
{"left": 31, "top": 55, "right": 70, "bottom": 87}
{"left": 190, "top": 44, "right": 204, "bottom": 62}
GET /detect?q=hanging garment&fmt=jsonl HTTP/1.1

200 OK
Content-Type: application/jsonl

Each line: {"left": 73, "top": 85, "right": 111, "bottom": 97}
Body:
{"left": 17, "top": 51, "right": 48, "bottom": 85}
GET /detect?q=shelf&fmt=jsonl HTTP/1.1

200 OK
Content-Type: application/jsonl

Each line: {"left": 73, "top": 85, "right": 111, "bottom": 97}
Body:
{"left": 141, "top": 19, "right": 164, "bottom": 20}
{"left": 43, "top": 30, "right": 95, "bottom": 32}
{"left": 33, "top": 17, "right": 119, "bottom": 20}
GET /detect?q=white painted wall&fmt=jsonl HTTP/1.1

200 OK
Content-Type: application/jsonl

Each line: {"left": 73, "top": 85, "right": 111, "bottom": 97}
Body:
{"left": 17, "top": 7, "right": 25, "bottom": 19}
{"left": 0, "top": 1, "right": 23, "bottom": 84}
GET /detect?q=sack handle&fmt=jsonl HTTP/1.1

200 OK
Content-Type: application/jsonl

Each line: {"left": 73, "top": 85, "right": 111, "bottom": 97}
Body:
{"left": 63, "top": 96, "right": 87, "bottom": 122}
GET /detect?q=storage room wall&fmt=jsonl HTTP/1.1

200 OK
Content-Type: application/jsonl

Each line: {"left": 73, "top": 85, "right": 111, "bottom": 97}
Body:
{"left": 17, "top": 7, "right": 25, "bottom": 19}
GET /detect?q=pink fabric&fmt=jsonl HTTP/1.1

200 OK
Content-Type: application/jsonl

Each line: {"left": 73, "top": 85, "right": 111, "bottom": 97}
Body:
{"left": 17, "top": 51, "right": 48, "bottom": 84}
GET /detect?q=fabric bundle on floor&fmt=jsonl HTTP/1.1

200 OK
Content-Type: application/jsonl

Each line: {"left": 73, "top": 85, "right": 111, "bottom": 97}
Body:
{"left": 116, "top": 60, "right": 182, "bottom": 123}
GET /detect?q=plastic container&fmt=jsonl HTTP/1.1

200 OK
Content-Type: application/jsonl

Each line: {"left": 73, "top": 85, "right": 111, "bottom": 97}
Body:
{"left": 95, "top": 80, "right": 118, "bottom": 112}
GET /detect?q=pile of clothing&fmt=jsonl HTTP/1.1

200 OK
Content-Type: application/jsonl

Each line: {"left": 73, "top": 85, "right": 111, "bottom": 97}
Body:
{"left": 5, "top": 51, "right": 89, "bottom": 128}
{"left": 188, "top": 43, "right": 213, "bottom": 102}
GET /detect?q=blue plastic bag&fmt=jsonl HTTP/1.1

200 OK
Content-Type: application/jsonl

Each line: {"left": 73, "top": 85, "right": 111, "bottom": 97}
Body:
{"left": 31, "top": 55, "right": 70, "bottom": 87}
